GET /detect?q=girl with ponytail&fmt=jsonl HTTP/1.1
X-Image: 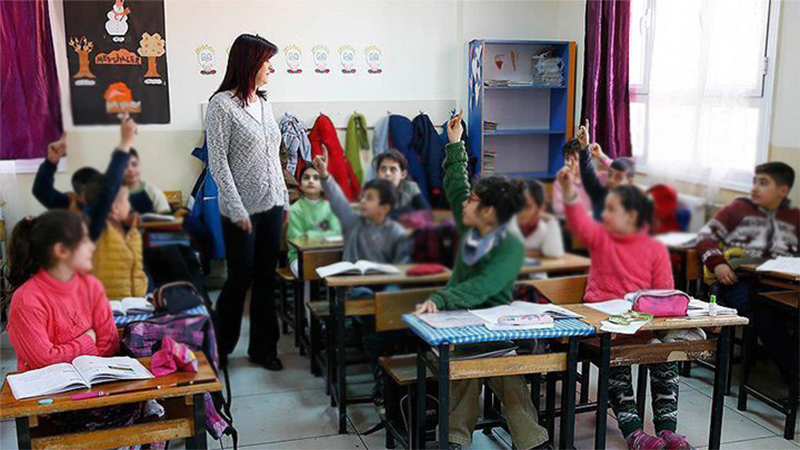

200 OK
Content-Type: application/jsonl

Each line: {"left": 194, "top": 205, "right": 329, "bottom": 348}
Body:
{"left": 7, "top": 210, "right": 119, "bottom": 372}
{"left": 557, "top": 166, "right": 693, "bottom": 450}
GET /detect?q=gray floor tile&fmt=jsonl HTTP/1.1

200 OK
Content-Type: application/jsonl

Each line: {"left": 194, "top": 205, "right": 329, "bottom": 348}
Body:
{"left": 256, "top": 434, "right": 367, "bottom": 449}
{"left": 226, "top": 351, "right": 325, "bottom": 398}
{"left": 0, "top": 420, "right": 17, "bottom": 450}
{"left": 702, "top": 435, "right": 800, "bottom": 449}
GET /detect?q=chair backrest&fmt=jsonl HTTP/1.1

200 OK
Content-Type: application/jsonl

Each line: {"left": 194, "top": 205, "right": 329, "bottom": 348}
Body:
{"left": 527, "top": 275, "right": 588, "bottom": 305}
{"left": 375, "top": 287, "right": 441, "bottom": 332}
{"left": 164, "top": 190, "right": 183, "bottom": 209}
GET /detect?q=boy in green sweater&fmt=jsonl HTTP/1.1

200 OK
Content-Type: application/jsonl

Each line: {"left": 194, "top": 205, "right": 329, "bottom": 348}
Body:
{"left": 415, "top": 112, "right": 551, "bottom": 450}
{"left": 286, "top": 166, "right": 342, "bottom": 277}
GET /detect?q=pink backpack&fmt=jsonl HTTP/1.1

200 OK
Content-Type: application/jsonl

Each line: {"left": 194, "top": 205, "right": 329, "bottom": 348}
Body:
{"left": 626, "top": 290, "right": 690, "bottom": 317}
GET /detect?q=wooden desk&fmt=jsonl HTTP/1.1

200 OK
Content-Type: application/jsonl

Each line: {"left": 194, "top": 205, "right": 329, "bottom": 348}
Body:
{"left": 519, "top": 253, "right": 591, "bottom": 277}
{"left": 564, "top": 304, "right": 748, "bottom": 450}
{"left": 739, "top": 263, "right": 800, "bottom": 290}
{"left": 324, "top": 265, "right": 452, "bottom": 434}
{"left": 140, "top": 217, "right": 184, "bottom": 231}
{"left": 0, "top": 353, "right": 221, "bottom": 450}
{"left": 656, "top": 233, "right": 702, "bottom": 295}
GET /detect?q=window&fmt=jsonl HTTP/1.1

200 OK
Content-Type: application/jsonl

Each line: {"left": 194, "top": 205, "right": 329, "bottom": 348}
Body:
{"left": 629, "top": 0, "right": 779, "bottom": 191}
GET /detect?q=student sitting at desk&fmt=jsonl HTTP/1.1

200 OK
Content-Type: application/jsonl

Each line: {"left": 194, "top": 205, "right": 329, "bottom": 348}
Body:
{"left": 32, "top": 133, "right": 100, "bottom": 212}
{"left": 558, "top": 164, "right": 692, "bottom": 450}
{"left": 696, "top": 162, "right": 798, "bottom": 384}
{"left": 313, "top": 146, "right": 411, "bottom": 412}
{"left": 286, "top": 165, "right": 342, "bottom": 277}
{"left": 512, "top": 179, "right": 565, "bottom": 260}
{"left": 374, "top": 149, "right": 432, "bottom": 219}
{"left": 415, "top": 114, "right": 551, "bottom": 450}
{"left": 124, "top": 148, "right": 172, "bottom": 214}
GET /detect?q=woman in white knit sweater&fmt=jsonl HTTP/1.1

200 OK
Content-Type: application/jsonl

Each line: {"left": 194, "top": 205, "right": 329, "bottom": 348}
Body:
{"left": 205, "top": 34, "right": 287, "bottom": 371}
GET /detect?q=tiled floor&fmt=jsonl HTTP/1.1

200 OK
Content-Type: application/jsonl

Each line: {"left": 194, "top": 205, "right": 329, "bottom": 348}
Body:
{"left": 1, "top": 298, "right": 797, "bottom": 449}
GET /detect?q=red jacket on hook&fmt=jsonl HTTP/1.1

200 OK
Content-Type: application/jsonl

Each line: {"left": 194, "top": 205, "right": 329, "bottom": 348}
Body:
{"left": 307, "top": 114, "right": 361, "bottom": 201}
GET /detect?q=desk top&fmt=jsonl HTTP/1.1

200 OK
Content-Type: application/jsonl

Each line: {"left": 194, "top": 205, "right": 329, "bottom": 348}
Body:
{"left": 325, "top": 264, "right": 452, "bottom": 287}
{"left": 0, "top": 353, "right": 221, "bottom": 420}
{"left": 288, "top": 237, "right": 344, "bottom": 252}
{"left": 739, "top": 263, "right": 800, "bottom": 282}
{"left": 140, "top": 217, "right": 184, "bottom": 231}
{"left": 520, "top": 253, "right": 591, "bottom": 276}
{"left": 564, "top": 304, "right": 749, "bottom": 332}
{"left": 760, "top": 290, "right": 799, "bottom": 309}
{"left": 403, "top": 314, "right": 595, "bottom": 346}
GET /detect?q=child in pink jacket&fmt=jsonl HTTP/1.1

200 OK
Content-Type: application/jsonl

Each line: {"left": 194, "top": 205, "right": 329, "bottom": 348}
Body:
{"left": 558, "top": 165, "right": 691, "bottom": 450}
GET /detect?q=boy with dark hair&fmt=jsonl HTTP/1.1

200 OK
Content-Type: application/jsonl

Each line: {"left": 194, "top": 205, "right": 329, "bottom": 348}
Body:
{"left": 415, "top": 112, "right": 551, "bottom": 450}
{"left": 124, "top": 148, "right": 171, "bottom": 214}
{"left": 32, "top": 135, "right": 100, "bottom": 211}
{"left": 696, "top": 161, "right": 798, "bottom": 384}
{"left": 374, "top": 149, "right": 431, "bottom": 218}
{"left": 576, "top": 120, "right": 636, "bottom": 220}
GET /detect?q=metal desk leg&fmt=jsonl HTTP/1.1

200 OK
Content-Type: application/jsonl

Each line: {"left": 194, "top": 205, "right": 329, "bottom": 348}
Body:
{"left": 709, "top": 328, "right": 732, "bottom": 450}
{"left": 438, "top": 344, "right": 451, "bottom": 450}
{"left": 636, "top": 365, "right": 648, "bottom": 421}
{"left": 559, "top": 337, "right": 578, "bottom": 450}
{"left": 595, "top": 334, "right": 611, "bottom": 450}
{"left": 545, "top": 374, "right": 557, "bottom": 443}
{"left": 336, "top": 286, "right": 348, "bottom": 434}
{"left": 737, "top": 323, "right": 755, "bottom": 411}
{"left": 15, "top": 417, "right": 31, "bottom": 450}
{"left": 415, "top": 342, "right": 428, "bottom": 450}
{"left": 186, "top": 393, "right": 208, "bottom": 449}
{"left": 295, "top": 281, "right": 305, "bottom": 355}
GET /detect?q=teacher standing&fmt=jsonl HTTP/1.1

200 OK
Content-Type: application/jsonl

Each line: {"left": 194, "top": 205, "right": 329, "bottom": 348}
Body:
{"left": 205, "top": 34, "right": 287, "bottom": 371}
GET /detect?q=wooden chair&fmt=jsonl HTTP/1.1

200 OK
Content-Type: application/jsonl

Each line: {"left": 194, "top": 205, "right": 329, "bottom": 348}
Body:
{"left": 163, "top": 190, "right": 183, "bottom": 210}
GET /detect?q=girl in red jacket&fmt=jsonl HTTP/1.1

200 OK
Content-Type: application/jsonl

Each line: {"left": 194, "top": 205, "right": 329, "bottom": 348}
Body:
{"left": 558, "top": 165, "right": 692, "bottom": 450}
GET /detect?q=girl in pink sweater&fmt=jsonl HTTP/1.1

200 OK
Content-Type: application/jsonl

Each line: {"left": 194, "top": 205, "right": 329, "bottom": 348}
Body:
{"left": 558, "top": 166, "right": 691, "bottom": 450}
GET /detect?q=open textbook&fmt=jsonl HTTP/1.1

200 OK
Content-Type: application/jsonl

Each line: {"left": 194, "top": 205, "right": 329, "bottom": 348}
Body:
{"left": 757, "top": 257, "right": 800, "bottom": 276}
{"left": 109, "top": 297, "right": 155, "bottom": 316}
{"left": 7, "top": 356, "right": 153, "bottom": 400}
{"left": 316, "top": 261, "right": 401, "bottom": 278}
{"left": 418, "top": 301, "right": 582, "bottom": 330}
{"left": 140, "top": 213, "right": 177, "bottom": 223}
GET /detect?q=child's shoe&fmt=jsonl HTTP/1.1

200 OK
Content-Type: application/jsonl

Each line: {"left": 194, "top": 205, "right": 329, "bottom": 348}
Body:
{"left": 657, "top": 430, "right": 695, "bottom": 450}
{"left": 627, "top": 429, "right": 667, "bottom": 450}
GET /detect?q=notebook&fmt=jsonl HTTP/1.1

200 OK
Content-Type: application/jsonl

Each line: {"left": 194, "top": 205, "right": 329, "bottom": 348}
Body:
{"left": 109, "top": 297, "right": 155, "bottom": 316}
{"left": 6, "top": 356, "right": 153, "bottom": 400}
{"left": 316, "top": 261, "right": 401, "bottom": 278}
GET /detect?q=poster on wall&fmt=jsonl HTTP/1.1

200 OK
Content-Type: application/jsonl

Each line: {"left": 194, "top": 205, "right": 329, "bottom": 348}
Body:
{"left": 63, "top": 0, "right": 170, "bottom": 125}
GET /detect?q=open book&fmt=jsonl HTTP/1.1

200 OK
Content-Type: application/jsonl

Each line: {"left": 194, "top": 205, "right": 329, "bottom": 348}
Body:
{"left": 140, "top": 213, "right": 177, "bottom": 223}
{"left": 316, "top": 261, "right": 401, "bottom": 278}
{"left": 6, "top": 356, "right": 153, "bottom": 400}
{"left": 757, "top": 257, "right": 800, "bottom": 276}
{"left": 418, "top": 301, "right": 582, "bottom": 330}
{"left": 109, "top": 297, "right": 155, "bottom": 316}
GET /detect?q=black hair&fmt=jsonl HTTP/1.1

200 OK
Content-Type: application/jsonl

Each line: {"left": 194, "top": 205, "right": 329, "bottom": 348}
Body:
{"left": 71, "top": 167, "right": 100, "bottom": 195}
{"left": 524, "top": 179, "right": 546, "bottom": 207}
{"left": 610, "top": 157, "right": 636, "bottom": 179}
{"left": 363, "top": 179, "right": 397, "bottom": 210}
{"left": 374, "top": 149, "right": 408, "bottom": 172}
{"left": 755, "top": 161, "right": 795, "bottom": 189}
{"left": 473, "top": 176, "right": 527, "bottom": 224}
{"left": 611, "top": 185, "right": 653, "bottom": 229}
{"left": 298, "top": 164, "right": 319, "bottom": 180}
{"left": 562, "top": 138, "right": 582, "bottom": 160}
{"left": 8, "top": 211, "right": 88, "bottom": 287}
{"left": 129, "top": 148, "right": 139, "bottom": 160}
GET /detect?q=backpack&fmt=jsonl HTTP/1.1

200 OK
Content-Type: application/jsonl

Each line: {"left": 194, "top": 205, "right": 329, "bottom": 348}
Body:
{"left": 121, "top": 314, "right": 237, "bottom": 449}
{"left": 152, "top": 281, "right": 204, "bottom": 314}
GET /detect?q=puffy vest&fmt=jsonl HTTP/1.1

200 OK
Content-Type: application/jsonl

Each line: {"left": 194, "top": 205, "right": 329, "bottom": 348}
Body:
{"left": 92, "top": 220, "right": 147, "bottom": 299}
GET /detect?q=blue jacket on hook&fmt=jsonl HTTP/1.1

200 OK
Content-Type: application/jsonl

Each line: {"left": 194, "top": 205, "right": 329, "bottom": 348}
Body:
{"left": 389, "top": 114, "right": 430, "bottom": 202}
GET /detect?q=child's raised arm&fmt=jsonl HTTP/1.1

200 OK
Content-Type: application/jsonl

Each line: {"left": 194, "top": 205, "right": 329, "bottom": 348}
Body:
{"left": 316, "top": 146, "right": 359, "bottom": 231}
{"left": 32, "top": 135, "right": 72, "bottom": 210}
{"left": 442, "top": 110, "right": 470, "bottom": 234}
{"left": 559, "top": 165, "right": 605, "bottom": 250}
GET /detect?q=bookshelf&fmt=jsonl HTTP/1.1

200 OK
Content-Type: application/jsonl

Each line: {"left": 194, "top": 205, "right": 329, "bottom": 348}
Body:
{"left": 468, "top": 39, "right": 577, "bottom": 180}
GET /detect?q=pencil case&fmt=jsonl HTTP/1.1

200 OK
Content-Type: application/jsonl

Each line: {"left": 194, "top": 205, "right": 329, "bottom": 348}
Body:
{"left": 625, "top": 290, "right": 690, "bottom": 317}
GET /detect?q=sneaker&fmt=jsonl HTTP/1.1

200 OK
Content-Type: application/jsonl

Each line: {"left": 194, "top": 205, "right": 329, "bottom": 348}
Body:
{"left": 657, "top": 430, "right": 695, "bottom": 450}
{"left": 448, "top": 443, "right": 462, "bottom": 450}
{"left": 627, "top": 429, "right": 667, "bottom": 450}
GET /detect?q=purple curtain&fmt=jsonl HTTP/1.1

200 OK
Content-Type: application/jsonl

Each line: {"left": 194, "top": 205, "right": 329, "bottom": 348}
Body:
{"left": 1, "top": 0, "right": 63, "bottom": 160}
{"left": 581, "top": 0, "right": 631, "bottom": 159}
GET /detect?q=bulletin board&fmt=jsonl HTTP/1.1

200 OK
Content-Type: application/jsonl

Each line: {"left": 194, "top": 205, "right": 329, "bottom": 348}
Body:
{"left": 63, "top": 0, "right": 170, "bottom": 125}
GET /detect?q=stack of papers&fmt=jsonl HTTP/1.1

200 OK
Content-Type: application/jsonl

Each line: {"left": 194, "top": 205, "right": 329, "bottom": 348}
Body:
{"left": 687, "top": 299, "right": 737, "bottom": 317}
{"left": 757, "top": 257, "right": 800, "bottom": 276}
{"left": 417, "top": 301, "right": 582, "bottom": 331}
{"left": 655, "top": 232, "right": 698, "bottom": 248}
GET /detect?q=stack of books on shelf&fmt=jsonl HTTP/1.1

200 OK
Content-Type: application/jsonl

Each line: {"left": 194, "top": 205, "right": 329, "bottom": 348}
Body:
{"left": 483, "top": 121, "right": 499, "bottom": 132}
{"left": 482, "top": 150, "right": 497, "bottom": 176}
{"left": 531, "top": 53, "right": 563, "bottom": 87}
{"left": 484, "top": 79, "right": 534, "bottom": 88}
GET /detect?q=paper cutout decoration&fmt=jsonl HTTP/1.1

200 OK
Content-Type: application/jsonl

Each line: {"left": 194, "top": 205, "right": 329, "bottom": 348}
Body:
{"left": 284, "top": 45, "right": 302, "bottom": 74}
{"left": 312, "top": 45, "right": 330, "bottom": 74}
{"left": 138, "top": 32, "right": 166, "bottom": 82}
{"left": 364, "top": 45, "right": 383, "bottom": 74}
{"left": 104, "top": 82, "right": 141, "bottom": 113}
{"left": 95, "top": 48, "right": 141, "bottom": 65}
{"left": 195, "top": 45, "right": 216, "bottom": 75}
{"left": 495, "top": 54, "right": 504, "bottom": 70}
{"left": 69, "top": 37, "right": 95, "bottom": 82}
{"left": 105, "top": 0, "right": 131, "bottom": 42}
{"left": 470, "top": 43, "right": 482, "bottom": 108}
{"left": 339, "top": 45, "right": 356, "bottom": 74}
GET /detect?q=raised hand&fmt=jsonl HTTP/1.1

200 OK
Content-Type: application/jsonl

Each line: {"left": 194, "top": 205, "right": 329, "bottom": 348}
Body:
{"left": 312, "top": 144, "right": 330, "bottom": 180}
{"left": 447, "top": 109, "right": 464, "bottom": 145}
{"left": 119, "top": 113, "right": 138, "bottom": 151}
{"left": 590, "top": 143, "right": 605, "bottom": 160}
{"left": 557, "top": 165, "right": 577, "bottom": 202}
{"left": 577, "top": 119, "right": 590, "bottom": 148}
{"left": 47, "top": 133, "right": 68, "bottom": 164}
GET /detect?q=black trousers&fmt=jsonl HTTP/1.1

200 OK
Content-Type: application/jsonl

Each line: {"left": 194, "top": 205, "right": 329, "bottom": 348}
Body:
{"left": 216, "top": 207, "right": 283, "bottom": 358}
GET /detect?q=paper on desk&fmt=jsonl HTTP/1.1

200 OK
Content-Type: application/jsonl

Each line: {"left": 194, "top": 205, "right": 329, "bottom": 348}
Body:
{"left": 655, "top": 232, "right": 698, "bottom": 248}
{"left": 600, "top": 320, "right": 649, "bottom": 334}
{"left": 585, "top": 299, "right": 632, "bottom": 315}
{"left": 417, "top": 310, "right": 484, "bottom": 329}
{"left": 756, "top": 257, "right": 800, "bottom": 276}
{"left": 324, "top": 235, "right": 343, "bottom": 243}
{"left": 687, "top": 299, "right": 737, "bottom": 317}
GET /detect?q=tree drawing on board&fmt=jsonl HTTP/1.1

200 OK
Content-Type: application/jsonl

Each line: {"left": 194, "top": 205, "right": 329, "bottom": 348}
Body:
{"left": 137, "top": 32, "right": 166, "bottom": 78}
{"left": 69, "top": 36, "right": 95, "bottom": 79}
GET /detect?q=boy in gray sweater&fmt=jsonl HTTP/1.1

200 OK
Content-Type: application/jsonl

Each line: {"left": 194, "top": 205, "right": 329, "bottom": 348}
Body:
{"left": 313, "top": 148, "right": 411, "bottom": 413}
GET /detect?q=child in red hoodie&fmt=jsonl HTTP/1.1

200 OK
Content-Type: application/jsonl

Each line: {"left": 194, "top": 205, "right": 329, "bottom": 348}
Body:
{"left": 558, "top": 165, "right": 691, "bottom": 450}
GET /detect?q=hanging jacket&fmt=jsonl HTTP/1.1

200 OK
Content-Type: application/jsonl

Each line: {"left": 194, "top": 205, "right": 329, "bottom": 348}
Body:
{"left": 185, "top": 139, "right": 225, "bottom": 259}
{"left": 308, "top": 114, "right": 361, "bottom": 201}
{"left": 412, "top": 113, "right": 446, "bottom": 206}
{"left": 345, "top": 112, "right": 370, "bottom": 184}
{"left": 647, "top": 184, "right": 681, "bottom": 235}
{"left": 365, "top": 115, "right": 391, "bottom": 182}
{"left": 439, "top": 117, "right": 475, "bottom": 182}
{"left": 279, "top": 113, "right": 312, "bottom": 178}
{"left": 389, "top": 115, "right": 429, "bottom": 201}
